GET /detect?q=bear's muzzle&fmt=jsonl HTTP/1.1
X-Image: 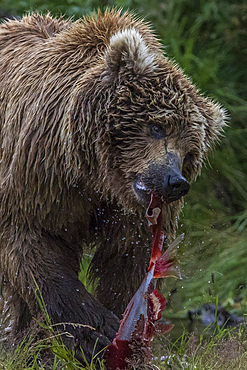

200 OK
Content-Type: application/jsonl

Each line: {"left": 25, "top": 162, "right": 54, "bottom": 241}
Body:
{"left": 133, "top": 152, "right": 190, "bottom": 205}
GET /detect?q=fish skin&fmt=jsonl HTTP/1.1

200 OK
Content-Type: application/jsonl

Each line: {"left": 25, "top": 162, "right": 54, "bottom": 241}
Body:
{"left": 103, "top": 194, "right": 180, "bottom": 369}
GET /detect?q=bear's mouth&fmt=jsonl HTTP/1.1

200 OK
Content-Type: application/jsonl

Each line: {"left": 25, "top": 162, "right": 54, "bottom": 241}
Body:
{"left": 133, "top": 174, "right": 165, "bottom": 206}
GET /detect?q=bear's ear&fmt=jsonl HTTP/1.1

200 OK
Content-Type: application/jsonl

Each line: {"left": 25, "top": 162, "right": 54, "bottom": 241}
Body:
{"left": 201, "top": 99, "right": 228, "bottom": 152}
{"left": 103, "top": 28, "right": 157, "bottom": 77}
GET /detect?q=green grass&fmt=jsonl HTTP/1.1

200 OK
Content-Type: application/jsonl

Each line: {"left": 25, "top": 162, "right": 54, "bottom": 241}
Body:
{"left": 153, "top": 327, "right": 247, "bottom": 369}
{"left": 1, "top": 316, "right": 247, "bottom": 369}
{"left": 0, "top": 339, "right": 105, "bottom": 369}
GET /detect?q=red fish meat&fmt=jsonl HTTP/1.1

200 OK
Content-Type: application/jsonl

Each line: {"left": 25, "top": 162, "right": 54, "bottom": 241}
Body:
{"left": 103, "top": 194, "right": 181, "bottom": 369}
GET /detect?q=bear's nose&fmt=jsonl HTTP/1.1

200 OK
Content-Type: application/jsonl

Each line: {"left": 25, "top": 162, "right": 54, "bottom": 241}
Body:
{"left": 165, "top": 171, "right": 190, "bottom": 201}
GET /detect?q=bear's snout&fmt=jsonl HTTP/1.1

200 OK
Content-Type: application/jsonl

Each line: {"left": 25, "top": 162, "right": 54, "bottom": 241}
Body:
{"left": 134, "top": 152, "right": 190, "bottom": 205}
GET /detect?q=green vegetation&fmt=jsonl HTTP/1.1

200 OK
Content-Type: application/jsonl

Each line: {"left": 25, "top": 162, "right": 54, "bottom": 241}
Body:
{"left": 0, "top": 0, "right": 247, "bottom": 367}
{"left": 153, "top": 326, "right": 247, "bottom": 369}
{"left": 0, "top": 313, "right": 246, "bottom": 369}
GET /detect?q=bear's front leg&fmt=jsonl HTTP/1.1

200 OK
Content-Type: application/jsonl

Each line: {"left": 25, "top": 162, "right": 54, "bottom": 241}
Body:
{"left": 0, "top": 229, "right": 119, "bottom": 363}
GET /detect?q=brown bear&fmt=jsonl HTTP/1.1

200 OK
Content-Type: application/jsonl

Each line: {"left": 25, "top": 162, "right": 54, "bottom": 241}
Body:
{"left": 0, "top": 9, "right": 226, "bottom": 363}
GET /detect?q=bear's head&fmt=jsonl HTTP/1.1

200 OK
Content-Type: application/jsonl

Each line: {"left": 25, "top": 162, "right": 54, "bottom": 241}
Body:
{"left": 71, "top": 26, "right": 227, "bottom": 217}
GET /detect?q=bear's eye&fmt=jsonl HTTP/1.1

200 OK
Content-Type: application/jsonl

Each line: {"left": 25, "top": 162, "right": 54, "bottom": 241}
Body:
{"left": 150, "top": 124, "right": 166, "bottom": 139}
{"left": 184, "top": 152, "right": 195, "bottom": 163}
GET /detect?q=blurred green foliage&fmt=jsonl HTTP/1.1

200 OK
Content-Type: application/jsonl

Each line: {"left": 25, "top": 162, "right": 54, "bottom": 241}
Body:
{"left": 0, "top": 0, "right": 247, "bottom": 315}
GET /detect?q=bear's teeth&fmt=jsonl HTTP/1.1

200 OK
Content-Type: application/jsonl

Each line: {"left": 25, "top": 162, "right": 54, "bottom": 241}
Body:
{"left": 136, "top": 180, "right": 147, "bottom": 191}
